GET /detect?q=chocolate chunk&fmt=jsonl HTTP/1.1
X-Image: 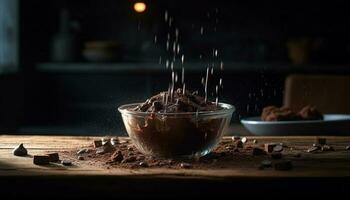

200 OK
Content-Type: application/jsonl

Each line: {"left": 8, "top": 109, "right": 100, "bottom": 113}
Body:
{"left": 46, "top": 153, "right": 60, "bottom": 162}
{"left": 307, "top": 146, "right": 319, "bottom": 153}
{"left": 321, "top": 145, "right": 335, "bottom": 152}
{"left": 33, "top": 155, "right": 50, "bottom": 165}
{"left": 13, "top": 143, "right": 28, "bottom": 156}
{"left": 96, "top": 141, "right": 114, "bottom": 154}
{"left": 346, "top": 145, "right": 350, "bottom": 150}
{"left": 180, "top": 162, "right": 192, "bottom": 169}
{"left": 78, "top": 156, "right": 84, "bottom": 160}
{"left": 252, "top": 147, "right": 267, "bottom": 156}
{"left": 271, "top": 152, "right": 282, "bottom": 159}
{"left": 236, "top": 141, "right": 243, "bottom": 148}
{"left": 253, "top": 139, "right": 258, "bottom": 144}
{"left": 139, "top": 161, "right": 149, "bottom": 167}
{"left": 316, "top": 138, "right": 327, "bottom": 145}
{"left": 61, "top": 160, "right": 72, "bottom": 166}
{"left": 261, "top": 160, "right": 272, "bottom": 167}
{"left": 274, "top": 160, "right": 293, "bottom": 171}
{"left": 93, "top": 140, "right": 102, "bottom": 148}
{"left": 111, "top": 151, "right": 124, "bottom": 162}
{"left": 241, "top": 137, "right": 248, "bottom": 143}
{"left": 122, "top": 156, "right": 136, "bottom": 163}
{"left": 96, "top": 147, "right": 105, "bottom": 154}
{"left": 264, "top": 143, "right": 277, "bottom": 153}
{"left": 273, "top": 145, "right": 283, "bottom": 152}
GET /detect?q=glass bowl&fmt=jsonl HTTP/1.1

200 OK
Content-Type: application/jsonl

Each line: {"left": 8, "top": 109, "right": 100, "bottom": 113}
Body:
{"left": 118, "top": 102, "right": 234, "bottom": 158}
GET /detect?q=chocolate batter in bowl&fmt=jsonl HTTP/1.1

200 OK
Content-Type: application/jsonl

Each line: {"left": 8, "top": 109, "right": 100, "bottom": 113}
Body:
{"left": 118, "top": 89, "right": 234, "bottom": 158}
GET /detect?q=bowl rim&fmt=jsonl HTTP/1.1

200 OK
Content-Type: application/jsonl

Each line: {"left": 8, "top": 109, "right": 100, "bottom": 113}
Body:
{"left": 118, "top": 102, "right": 235, "bottom": 117}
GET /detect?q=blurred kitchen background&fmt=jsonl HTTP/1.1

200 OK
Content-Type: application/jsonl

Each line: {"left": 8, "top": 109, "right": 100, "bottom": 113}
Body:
{"left": 1, "top": 0, "right": 350, "bottom": 135}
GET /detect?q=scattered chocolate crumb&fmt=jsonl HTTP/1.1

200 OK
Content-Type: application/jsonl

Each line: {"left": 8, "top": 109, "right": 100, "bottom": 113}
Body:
{"left": 274, "top": 160, "right": 293, "bottom": 171}
{"left": 46, "top": 153, "right": 60, "bottom": 162}
{"left": 13, "top": 144, "right": 28, "bottom": 156}
{"left": 78, "top": 156, "right": 84, "bottom": 160}
{"left": 271, "top": 152, "right": 282, "bottom": 160}
{"left": 33, "top": 155, "right": 50, "bottom": 165}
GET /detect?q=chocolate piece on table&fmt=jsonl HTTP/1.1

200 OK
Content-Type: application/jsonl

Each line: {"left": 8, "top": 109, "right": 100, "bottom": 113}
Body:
{"left": 46, "top": 153, "right": 60, "bottom": 162}
{"left": 33, "top": 155, "right": 50, "bottom": 165}
{"left": 13, "top": 143, "right": 28, "bottom": 156}
{"left": 273, "top": 145, "right": 283, "bottom": 152}
{"left": 61, "top": 160, "right": 72, "bottom": 166}
{"left": 307, "top": 146, "right": 319, "bottom": 153}
{"left": 252, "top": 147, "right": 266, "bottom": 156}
{"left": 93, "top": 140, "right": 102, "bottom": 148}
{"left": 264, "top": 143, "right": 277, "bottom": 153}
{"left": 111, "top": 151, "right": 124, "bottom": 162}
{"left": 274, "top": 160, "right": 293, "bottom": 171}
{"left": 321, "top": 145, "right": 335, "bottom": 152}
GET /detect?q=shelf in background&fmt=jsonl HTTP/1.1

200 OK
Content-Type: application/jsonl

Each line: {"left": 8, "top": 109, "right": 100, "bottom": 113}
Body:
{"left": 36, "top": 62, "right": 350, "bottom": 74}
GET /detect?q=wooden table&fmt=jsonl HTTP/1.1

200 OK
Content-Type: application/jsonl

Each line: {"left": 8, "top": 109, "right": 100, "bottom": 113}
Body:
{"left": 1, "top": 135, "right": 350, "bottom": 198}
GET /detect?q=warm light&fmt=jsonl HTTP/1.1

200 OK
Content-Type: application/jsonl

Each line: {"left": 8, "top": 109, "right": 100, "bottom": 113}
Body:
{"left": 134, "top": 2, "right": 146, "bottom": 13}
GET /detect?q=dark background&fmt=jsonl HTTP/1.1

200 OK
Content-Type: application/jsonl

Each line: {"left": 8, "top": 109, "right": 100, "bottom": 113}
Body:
{"left": 1, "top": 0, "right": 350, "bottom": 135}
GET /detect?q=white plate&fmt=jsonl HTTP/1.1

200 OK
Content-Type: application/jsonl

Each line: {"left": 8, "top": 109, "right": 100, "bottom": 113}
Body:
{"left": 241, "top": 114, "right": 350, "bottom": 135}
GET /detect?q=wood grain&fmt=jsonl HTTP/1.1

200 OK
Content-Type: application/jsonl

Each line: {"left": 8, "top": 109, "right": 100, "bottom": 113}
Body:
{"left": 1, "top": 135, "right": 350, "bottom": 178}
